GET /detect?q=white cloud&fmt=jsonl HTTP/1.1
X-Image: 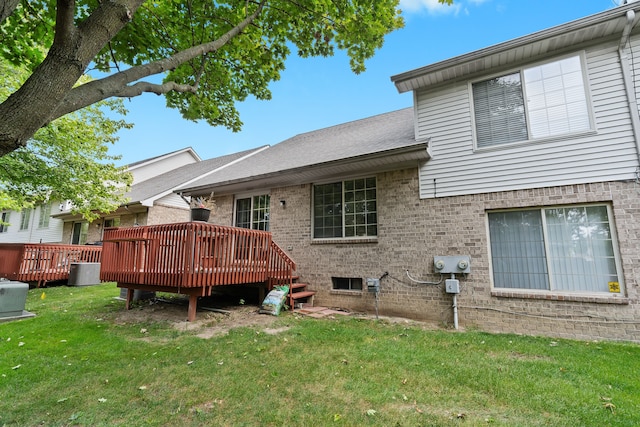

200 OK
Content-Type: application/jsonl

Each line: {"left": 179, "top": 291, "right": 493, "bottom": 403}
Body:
{"left": 399, "top": 0, "right": 463, "bottom": 14}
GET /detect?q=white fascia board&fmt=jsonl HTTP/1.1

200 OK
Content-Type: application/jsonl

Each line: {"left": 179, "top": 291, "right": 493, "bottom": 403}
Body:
{"left": 141, "top": 145, "right": 270, "bottom": 205}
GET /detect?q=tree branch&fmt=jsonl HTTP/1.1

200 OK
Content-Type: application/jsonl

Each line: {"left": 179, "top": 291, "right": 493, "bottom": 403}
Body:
{"left": 116, "top": 80, "right": 198, "bottom": 97}
{"left": 54, "top": 0, "right": 77, "bottom": 44}
{"left": 50, "top": 0, "right": 267, "bottom": 119}
{"left": 0, "top": 0, "right": 20, "bottom": 23}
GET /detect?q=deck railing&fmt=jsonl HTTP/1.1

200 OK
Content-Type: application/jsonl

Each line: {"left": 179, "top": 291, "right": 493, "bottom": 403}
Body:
{"left": 0, "top": 243, "right": 102, "bottom": 286}
{"left": 100, "top": 222, "right": 296, "bottom": 289}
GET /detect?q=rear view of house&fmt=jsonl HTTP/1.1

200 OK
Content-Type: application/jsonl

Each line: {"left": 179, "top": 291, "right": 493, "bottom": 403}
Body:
{"left": 171, "top": 3, "right": 640, "bottom": 342}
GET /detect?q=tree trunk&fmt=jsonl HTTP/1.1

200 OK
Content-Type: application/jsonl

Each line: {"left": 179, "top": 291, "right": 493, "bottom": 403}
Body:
{"left": 0, "top": 0, "right": 144, "bottom": 157}
{"left": 0, "top": 0, "right": 20, "bottom": 23}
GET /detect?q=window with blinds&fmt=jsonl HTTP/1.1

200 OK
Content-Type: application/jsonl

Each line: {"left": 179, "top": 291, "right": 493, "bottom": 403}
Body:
{"left": 488, "top": 205, "right": 622, "bottom": 294}
{"left": 472, "top": 55, "right": 592, "bottom": 148}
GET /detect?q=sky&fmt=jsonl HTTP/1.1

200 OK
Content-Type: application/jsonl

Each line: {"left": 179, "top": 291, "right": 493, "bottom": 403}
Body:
{"left": 106, "top": 0, "right": 619, "bottom": 166}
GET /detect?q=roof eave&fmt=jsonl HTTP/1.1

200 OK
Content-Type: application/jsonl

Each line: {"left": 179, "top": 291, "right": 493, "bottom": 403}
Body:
{"left": 179, "top": 142, "right": 430, "bottom": 196}
{"left": 391, "top": 3, "right": 640, "bottom": 93}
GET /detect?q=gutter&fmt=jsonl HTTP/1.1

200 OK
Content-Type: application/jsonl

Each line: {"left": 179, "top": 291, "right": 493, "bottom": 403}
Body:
{"left": 180, "top": 142, "right": 430, "bottom": 195}
{"left": 617, "top": 7, "right": 640, "bottom": 171}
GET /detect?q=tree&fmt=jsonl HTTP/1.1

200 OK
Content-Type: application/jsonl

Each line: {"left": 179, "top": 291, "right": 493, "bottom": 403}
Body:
{"left": 0, "top": 0, "right": 417, "bottom": 156}
{"left": 0, "top": 58, "right": 133, "bottom": 220}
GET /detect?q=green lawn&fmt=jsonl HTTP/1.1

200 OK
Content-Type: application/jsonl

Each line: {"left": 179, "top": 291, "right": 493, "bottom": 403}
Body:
{"left": 1, "top": 284, "right": 639, "bottom": 426}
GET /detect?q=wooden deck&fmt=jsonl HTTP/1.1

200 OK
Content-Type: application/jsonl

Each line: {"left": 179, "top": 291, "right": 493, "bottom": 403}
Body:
{"left": 100, "top": 222, "right": 296, "bottom": 321}
{"left": 0, "top": 243, "right": 102, "bottom": 287}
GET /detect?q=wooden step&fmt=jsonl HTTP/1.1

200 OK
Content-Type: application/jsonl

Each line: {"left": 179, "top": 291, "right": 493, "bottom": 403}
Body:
{"left": 290, "top": 282, "right": 308, "bottom": 290}
{"left": 290, "top": 290, "right": 316, "bottom": 300}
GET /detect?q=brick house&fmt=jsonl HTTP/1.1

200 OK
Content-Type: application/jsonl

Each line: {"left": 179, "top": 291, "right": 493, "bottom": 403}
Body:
{"left": 178, "top": 3, "right": 640, "bottom": 342}
{"left": 54, "top": 146, "right": 266, "bottom": 244}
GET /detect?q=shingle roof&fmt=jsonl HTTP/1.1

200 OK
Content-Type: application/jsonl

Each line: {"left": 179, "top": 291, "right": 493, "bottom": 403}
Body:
{"left": 126, "top": 146, "right": 201, "bottom": 168}
{"left": 126, "top": 146, "right": 267, "bottom": 204}
{"left": 180, "top": 107, "right": 421, "bottom": 192}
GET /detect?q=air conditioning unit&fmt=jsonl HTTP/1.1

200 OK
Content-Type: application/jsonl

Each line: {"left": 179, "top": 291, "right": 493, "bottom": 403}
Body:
{"left": 0, "top": 279, "right": 29, "bottom": 318}
{"left": 68, "top": 262, "right": 101, "bottom": 286}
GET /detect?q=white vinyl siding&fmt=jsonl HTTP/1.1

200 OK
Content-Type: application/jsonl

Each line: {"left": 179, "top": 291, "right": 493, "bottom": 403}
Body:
{"left": 417, "top": 43, "right": 639, "bottom": 199}
{"left": 155, "top": 192, "right": 190, "bottom": 209}
{"left": 129, "top": 150, "right": 199, "bottom": 184}
{"left": 0, "top": 202, "right": 65, "bottom": 243}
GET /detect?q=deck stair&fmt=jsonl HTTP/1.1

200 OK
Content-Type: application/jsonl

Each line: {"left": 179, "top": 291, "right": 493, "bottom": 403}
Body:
{"left": 288, "top": 279, "right": 316, "bottom": 309}
{"left": 267, "top": 274, "right": 315, "bottom": 310}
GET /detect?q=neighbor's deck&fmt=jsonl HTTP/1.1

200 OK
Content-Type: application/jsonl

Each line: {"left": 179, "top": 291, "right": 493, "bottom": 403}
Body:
{"left": 0, "top": 243, "right": 102, "bottom": 287}
{"left": 100, "top": 222, "right": 296, "bottom": 320}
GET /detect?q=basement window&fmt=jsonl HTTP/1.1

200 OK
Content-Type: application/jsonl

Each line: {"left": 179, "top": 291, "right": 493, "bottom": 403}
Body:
{"left": 332, "top": 277, "right": 363, "bottom": 291}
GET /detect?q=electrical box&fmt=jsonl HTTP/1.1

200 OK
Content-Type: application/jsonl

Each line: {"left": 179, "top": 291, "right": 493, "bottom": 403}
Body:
{"left": 445, "top": 279, "right": 460, "bottom": 294}
{"left": 433, "top": 256, "right": 471, "bottom": 274}
{"left": 0, "top": 280, "right": 29, "bottom": 318}
{"left": 366, "top": 278, "right": 380, "bottom": 293}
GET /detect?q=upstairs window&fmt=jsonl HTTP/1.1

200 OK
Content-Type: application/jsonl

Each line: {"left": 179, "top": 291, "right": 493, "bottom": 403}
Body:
{"left": 38, "top": 203, "right": 51, "bottom": 228}
{"left": 488, "top": 205, "right": 622, "bottom": 294}
{"left": 473, "top": 55, "right": 591, "bottom": 148}
{"left": 19, "top": 209, "right": 31, "bottom": 231}
{"left": 235, "top": 194, "right": 270, "bottom": 231}
{"left": 0, "top": 211, "right": 9, "bottom": 233}
{"left": 313, "top": 177, "right": 377, "bottom": 239}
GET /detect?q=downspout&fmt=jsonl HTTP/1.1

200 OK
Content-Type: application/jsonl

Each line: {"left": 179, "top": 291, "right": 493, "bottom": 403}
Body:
{"left": 618, "top": 8, "right": 640, "bottom": 173}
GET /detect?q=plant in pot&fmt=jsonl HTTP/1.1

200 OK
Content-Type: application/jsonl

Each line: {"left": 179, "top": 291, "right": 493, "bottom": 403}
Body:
{"left": 190, "top": 192, "right": 216, "bottom": 222}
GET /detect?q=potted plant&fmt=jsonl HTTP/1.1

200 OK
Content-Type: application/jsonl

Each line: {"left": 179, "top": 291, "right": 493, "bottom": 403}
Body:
{"left": 190, "top": 192, "right": 216, "bottom": 222}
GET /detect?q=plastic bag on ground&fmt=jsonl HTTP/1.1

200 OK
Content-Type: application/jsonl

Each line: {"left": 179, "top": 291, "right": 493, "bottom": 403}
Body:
{"left": 259, "top": 285, "right": 289, "bottom": 316}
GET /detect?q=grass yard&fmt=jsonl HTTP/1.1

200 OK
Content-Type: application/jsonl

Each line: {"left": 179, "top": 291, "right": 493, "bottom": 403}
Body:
{"left": 1, "top": 283, "right": 639, "bottom": 427}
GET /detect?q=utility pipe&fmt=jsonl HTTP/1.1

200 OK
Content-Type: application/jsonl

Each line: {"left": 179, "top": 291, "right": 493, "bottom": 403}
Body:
{"left": 451, "top": 273, "right": 459, "bottom": 330}
{"left": 618, "top": 9, "right": 640, "bottom": 168}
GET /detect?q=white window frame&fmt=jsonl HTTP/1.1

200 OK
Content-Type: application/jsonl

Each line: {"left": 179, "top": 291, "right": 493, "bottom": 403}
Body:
{"left": 470, "top": 52, "right": 594, "bottom": 150}
{"left": 487, "top": 204, "right": 624, "bottom": 295}
{"left": 19, "top": 209, "right": 32, "bottom": 231}
{"left": 38, "top": 203, "right": 51, "bottom": 229}
{"left": 233, "top": 192, "right": 270, "bottom": 231}
{"left": 312, "top": 176, "right": 378, "bottom": 240}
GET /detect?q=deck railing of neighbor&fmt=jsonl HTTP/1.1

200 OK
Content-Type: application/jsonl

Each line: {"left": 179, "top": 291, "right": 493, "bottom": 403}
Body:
{"left": 100, "top": 222, "right": 296, "bottom": 320}
{"left": 0, "top": 243, "right": 102, "bottom": 287}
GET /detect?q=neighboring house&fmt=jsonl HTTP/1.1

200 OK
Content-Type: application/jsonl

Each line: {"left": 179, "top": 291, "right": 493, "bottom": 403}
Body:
{"left": 177, "top": 3, "right": 640, "bottom": 342}
{"left": 0, "top": 202, "right": 65, "bottom": 243}
{"left": 0, "top": 147, "right": 204, "bottom": 245}
{"left": 54, "top": 146, "right": 267, "bottom": 244}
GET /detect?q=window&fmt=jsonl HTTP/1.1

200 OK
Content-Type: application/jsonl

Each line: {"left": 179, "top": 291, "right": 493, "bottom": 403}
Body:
{"left": 19, "top": 209, "right": 31, "bottom": 231}
{"left": 473, "top": 55, "right": 591, "bottom": 148}
{"left": 0, "top": 211, "right": 9, "bottom": 233}
{"left": 38, "top": 203, "right": 51, "bottom": 228}
{"left": 235, "top": 194, "right": 270, "bottom": 231}
{"left": 71, "top": 222, "right": 89, "bottom": 245}
{"left": 104, "top": 217, "right": 120, "bottom": 228}
{"left": 332, "top": 277, "right": 363, "bottom": 291}
{"left": 313, "top": 177, "right": 377, "bottom": 239}
{"left": 488, "top": 205, "right": 621, "bottom": 294}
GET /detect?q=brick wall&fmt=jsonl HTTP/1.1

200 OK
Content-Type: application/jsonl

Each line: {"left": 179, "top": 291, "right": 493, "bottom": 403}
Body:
{"left": 264, "top": 169, "right": 640, "bottom": 342}
{"left": 147, "top": 204, "right": 189, "bottom": 225}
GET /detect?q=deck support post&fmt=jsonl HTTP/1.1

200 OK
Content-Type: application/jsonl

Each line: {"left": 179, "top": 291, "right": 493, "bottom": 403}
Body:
{"left": 126, "top": 288, "right": 134, "bottom": 310}
{"left": 188, "top": 294, "right": 198, "bottom": 321}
